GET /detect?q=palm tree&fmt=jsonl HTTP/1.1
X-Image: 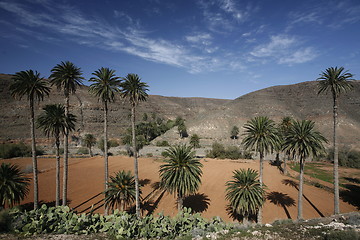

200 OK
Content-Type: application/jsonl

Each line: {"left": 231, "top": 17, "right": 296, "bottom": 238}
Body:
{"left": 120, "top": 73, "right": 149, "bottom": 218}
{"left": 89, "top": 67, "right": 121, "bottom": 215}
{"left": 241, "top": 116, "right": 279, "bottom": 223}
{"left": 317, "top": 66, "right": 354, "bottom": 214}
{"left": 0, "top": 163, "right": 30, "bottom": 209}
{"left": 83, "top": 134, "right": 97, "bottom": 157}
{"left": 37, "top": 104, "right": 76, "bottom": 206}
{"left": 159, "top": 144, "right": 203, "bottom": 211}
{"left": 226, "top": 168, "right": 265, "bottom": 223}
{"left": 104, "top": 170, "right": 136, "bottom": 212}
{"left": 283, "top": 120, "right": 327, "bottom": 220}
{"left": 10, "top": 70, "right": 50, "bottom": 209}
{"left": 50, "top": 61, "right": 83, "bottom": 206}
{"left": 279, "top": 116, "right": 294, "bottom": 175}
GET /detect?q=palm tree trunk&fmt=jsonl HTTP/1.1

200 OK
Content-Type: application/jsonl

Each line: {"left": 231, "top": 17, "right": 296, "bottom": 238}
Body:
{"left": 177, "top": 192, "right": 183, "bottom": 212}
{"left": 89, "top": 146, "right": 93, "bottom": 157}
{"left": 104, "top": 101, "right": 109, "bottom": 216}
{"left": 257, "top": 151, "right": 264, "bottom": 224}
{"left": 283, "top": 153, "right": 288, "bottom": 175}
{"left": 333, "top": 96, "right": 340, "bottom": 214}
{"left": 62, "top": 95, "right": 69, "bottom": 206}
{"left": 55, "top": 137, "right": 60, "bottom": 207}
{"left": 297, "top": 157, "right": 304, "bottom": 220}
{"left": 132, "top": 105, "right": 141, "bottom": 218}
{"left": 30, "top": 98, "right": 38, "bottom": 210}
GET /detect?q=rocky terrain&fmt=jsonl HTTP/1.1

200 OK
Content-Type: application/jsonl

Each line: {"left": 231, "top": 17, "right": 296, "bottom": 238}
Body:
{"left": 1, "top": 73, "right": 359, "bottom": 149}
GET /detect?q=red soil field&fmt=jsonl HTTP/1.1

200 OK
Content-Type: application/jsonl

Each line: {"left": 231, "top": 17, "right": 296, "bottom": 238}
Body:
{"left": 1, "top": 156, "right": 357, "bottom": 223}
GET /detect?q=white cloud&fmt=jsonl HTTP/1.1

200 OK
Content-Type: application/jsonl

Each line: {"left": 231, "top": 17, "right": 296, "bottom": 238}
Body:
{"left": 250, "top": 35, "right": 317, "bottom": 65}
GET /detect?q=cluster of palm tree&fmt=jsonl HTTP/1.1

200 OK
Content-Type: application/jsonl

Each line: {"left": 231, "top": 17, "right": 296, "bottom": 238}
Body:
{"left": 10, "top": 62, "right": 149, "bottom": 216}
{"left": 231, "top": 67, "right": 354, "bottom": 222}
{"left": 7, "top": 64, "right": 353, "bottom": 223}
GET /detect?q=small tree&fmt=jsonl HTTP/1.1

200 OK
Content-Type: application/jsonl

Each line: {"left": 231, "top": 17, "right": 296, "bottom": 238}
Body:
{"left": 178, "top": 123, "right": 188, "bottom": 138}
{"left": 230, "top": 126, "right": 239, "bottom": 140}
{"left": 159, "top": 144, "right": 203, "bottom": 211}
{"left": 189, "top": 134, "right": 200, "bottom": 149}
{"left": 83, "top": 134, "right": 97, "bottom": 157}
{"left": 226, "top": 168, "right": 265, "bottom": 223}
{"left": 0, "top": 163, "right": 30, "bottom": 209}
{"left": 98, "top": 138, "right": 111, "bottom": 154}
{"left": 105, "top": 170, "right": 136, "bottom": 212}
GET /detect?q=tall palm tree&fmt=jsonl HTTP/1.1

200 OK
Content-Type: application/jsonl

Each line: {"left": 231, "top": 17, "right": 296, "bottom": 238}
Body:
{"left": 279, "top": 116, "right": 294, "bottom": 175}
{"left": 283, "top": 120, "right": 327, "bottom": 220}
{"left": 83, "top": 134, "right": 97, "bottom": 157}
{"left": 120, "top": 73, "right": 149, "bottom": 218}
{"left": 37, "top": 104, "right": 76, "bottom": 206}
{"left": 226, "top": 168, "right": 265, "bottom": 223}
{"left": 0, "top": 163, "right": 30, "bottom": 209}
{"left": 241, "top": 116, "right": 279, "bottom": 223}
{"left": 10, "top": 70, "right": 50, "bottom": 209}
{"left": 317, "top": 66, "right": 354, "bottom": 214}
{"left": 159, "top": 144, "right": 203, "bottom": 211}
{"left": 50, "top": 61, "right": 84, "bottom": 206}
{"left": 89, "top": 67, "right": 121, "bottom": 215}
{"left": 104, "top": 170, "right": 136, "bottom": 212}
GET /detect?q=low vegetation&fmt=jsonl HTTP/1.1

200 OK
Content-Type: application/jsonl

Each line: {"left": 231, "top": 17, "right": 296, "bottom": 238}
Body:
{"left": 326, "top": 147, "right": 360, "bottom": 169}
{"left": 206, "top": 142, "right": 253, "bottom": 160}
{"left": 0, "top": 142, "right": 44, "bottom": 159}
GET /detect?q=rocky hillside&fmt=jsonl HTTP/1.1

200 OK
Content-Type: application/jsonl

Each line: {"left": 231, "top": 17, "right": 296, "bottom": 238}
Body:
{"left": 1, "top": 73, "right": 359, "bottom": 148}
{"left": 0, "top": 74, "right": 230, "bottom": 142}
{"left": 157, "top": 81, "right": 360, "bottom": 149}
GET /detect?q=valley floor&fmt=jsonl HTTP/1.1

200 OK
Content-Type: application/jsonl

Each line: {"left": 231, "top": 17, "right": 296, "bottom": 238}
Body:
{"left": 1, "top": 156, "right": 358, "bottom": 223}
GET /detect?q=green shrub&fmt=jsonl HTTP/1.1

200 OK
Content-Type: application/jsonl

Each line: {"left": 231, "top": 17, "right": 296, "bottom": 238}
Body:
{"left": 324, "top": 230, "right": 359, "bottom": 240}
{"left": 206, "top": 143, "right": 252, "bottom": 160}
{"left": 156, "top": 140, "right": 170, "bottom": 147}
{"left": 0, "top": 142, "right": 43, "bottom": 159}
{"left": 8, "top": 205, "right": 229, "bottom": 238}
{"left": 77, "top": 147, "right": 89, "bottom": 155}
{"left": 327, "top": 147, "right": 360, "bottom": 169}
{"left": 108, "top": 139, "right": 119, "bottom": 148}
{"left": 0, "top": 209, "right": 12, "bottom": 232}
{"left": 146, "top": 153, "right": 153, "bottom": 157}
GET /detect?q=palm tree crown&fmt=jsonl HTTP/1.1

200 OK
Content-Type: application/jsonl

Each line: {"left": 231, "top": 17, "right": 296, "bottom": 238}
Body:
{"left": 159, "top": 144, "right": 203, "bottom": 210}
{"left": 317, "top": 66, "right": 354, "bottom": 97}
{"left": 10, "top": 70, "right": 50, "bottom": 101}
{"left": 104, "top": 170, "right": 136, "bottom": 212}
{"left": 89, "top": 67, "right": 121, "bottom": 103}
{"left": 242, "top": 116, "right": 279, "bottom": 156}
{"left": 49, "top": 61, "right": 84, "bottom": 96}
{"left": 37, "top": 104, "right": 76, "bottom": 138}
{"left": 0, "top": 163, "right": 30, "bottom": 208}
{"left": 120, "top": 73, "right": 149, "bottom": 106}
{"left": 226, "top": 168, "right": 265, "bottom": 221}
{"left": 283, "top": 120, "right": 327, "bottom": 161}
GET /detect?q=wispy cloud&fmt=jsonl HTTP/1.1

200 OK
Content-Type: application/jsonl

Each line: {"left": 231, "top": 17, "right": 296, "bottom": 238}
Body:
{"left": 0, "top": 0, "right": 240, "bottom": 73}
{"left": 250, "top": 34, "right": 317, "bottom": 65}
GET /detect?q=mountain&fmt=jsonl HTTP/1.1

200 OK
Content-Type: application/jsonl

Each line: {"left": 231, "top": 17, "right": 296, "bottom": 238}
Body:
{"left": 1, "top": 73, "right": 359, "bottom": 149}
{"left": 0, "top": 74, "right": 230, "bottom": 142}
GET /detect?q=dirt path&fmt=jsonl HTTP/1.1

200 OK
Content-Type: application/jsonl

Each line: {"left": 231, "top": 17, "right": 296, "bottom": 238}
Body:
{"left": 1, "top": 156, "right": 357, "bottom": 223}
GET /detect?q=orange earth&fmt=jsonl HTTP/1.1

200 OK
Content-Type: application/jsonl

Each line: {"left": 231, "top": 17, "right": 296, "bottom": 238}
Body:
{"left": 1, "top": 156, "right": 357, "bottom": 223}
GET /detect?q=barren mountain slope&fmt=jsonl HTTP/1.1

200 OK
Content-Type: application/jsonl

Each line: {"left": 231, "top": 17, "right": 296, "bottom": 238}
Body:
{"left": 158, "top": 81, "right": 360, "bottom": 148}
{"left": 0, "top": 74, "right": 230, "bottom": 141}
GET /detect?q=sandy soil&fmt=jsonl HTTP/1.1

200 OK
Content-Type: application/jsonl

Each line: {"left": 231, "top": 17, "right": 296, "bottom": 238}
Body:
{"left": 1, "top": 156, "right": 357, "bottom": 223}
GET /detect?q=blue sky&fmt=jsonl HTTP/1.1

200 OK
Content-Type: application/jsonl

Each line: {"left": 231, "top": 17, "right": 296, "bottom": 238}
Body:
{"left": 0, "top": 0, "right": 359, "bottom": 99}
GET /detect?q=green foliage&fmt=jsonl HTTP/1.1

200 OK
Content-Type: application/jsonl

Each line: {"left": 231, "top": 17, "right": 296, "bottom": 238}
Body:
{"left": 108, "top": 139, "right": 119, "bottom": 148}
{"left": 189, "top": 134, "right": 200, "bottom": 148}
{"left": 230, "top": 126, "right": 239, "bottom": 139}
{"left": 206, "top": 143, "right": 252, "bottom": 160}
{"left": 327, "top": 147, "right": 360, "bottom": 169}
{"left": 0, "top": 142, "right": 31, "bottom": 159}
{"left": 324, "top": 230, "right": 358, "bottom": 240}
{"left": 0, "top": 209, "right": 12, "bottom": 232}
{"left": 76, "top": 147, "right": 89, "bottom": 155}
{"left": 105, "top": 171, "right": 136, "bottom": 211}
{"left": 226, "top": 169, "right": 265, "bottom": 220}
{"left": 156, "top": 140, "right": 170, "bottom": 147}
{"left": 98, "top": 139, "right": 110, "bottom": 153}
{"left": 0, "top": 163, "right": 30, "bottom": 208}
{"left": 8, "top": 205, "right": 229, "bottom": 238}
{"left": 159, "top": 144, "right": 203, "bottom": 209}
